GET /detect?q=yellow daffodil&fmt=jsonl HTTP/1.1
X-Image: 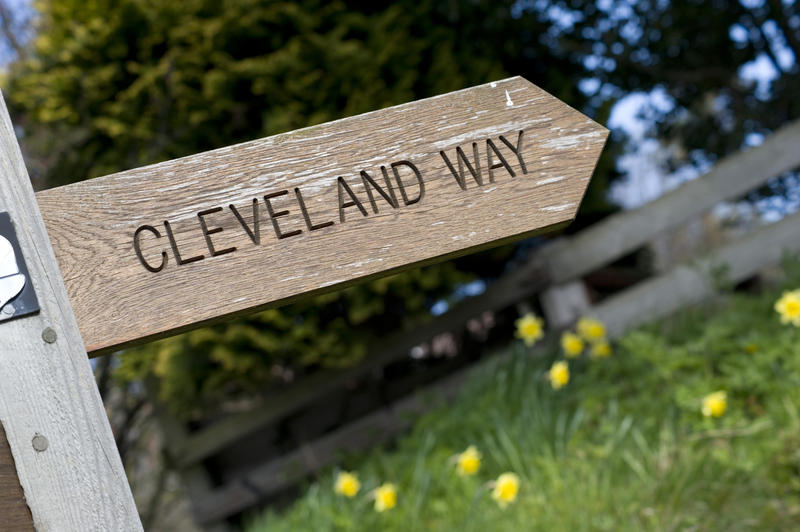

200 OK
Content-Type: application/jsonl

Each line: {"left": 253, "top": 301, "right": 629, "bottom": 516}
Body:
{"left": 560, "top": 331, "right": 584, "bottom": 358}
{"left": 491, "top": 472, "right": 520, "bottom": 508}
{"left": 548, "top": 360, "right": 569, "bottom": 389}
{"left": 577, "top": 317, "right": 606, "bottom": 343}
{"left": 590, "top": 340, "right": 612, "bottom": 358}
{"left": 515, "top": 313, "right": 544, "bottom": 346}
{"left": 702, "top": 391, "right": 727, "bottom": 418}
{"left": 775, "top": 289, "right": 800, "bottom": 326}
{"left": 455, "top": 445, "right": 481, "bottom": 476}
{"left": 372, "top": 483, "right": 397, "bottom": 512}
{"left": 334, "top": 471, "right": 360, "bottom": 498}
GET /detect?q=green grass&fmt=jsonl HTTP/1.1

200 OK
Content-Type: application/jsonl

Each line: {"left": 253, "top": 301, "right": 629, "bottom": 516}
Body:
{"left": 246, "top": 278, "right": 800, "bottom": 531}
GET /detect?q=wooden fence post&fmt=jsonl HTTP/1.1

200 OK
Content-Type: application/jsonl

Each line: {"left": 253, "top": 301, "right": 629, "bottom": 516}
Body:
{"left": 0, "top": 93, "right": 141, "bottom": 530}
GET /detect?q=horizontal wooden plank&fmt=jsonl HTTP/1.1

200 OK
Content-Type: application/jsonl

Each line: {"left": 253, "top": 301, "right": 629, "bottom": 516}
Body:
{"left": 192, "top": 356, "right": 471, "bottom": 524}
{"left": 593, "top": 210, "right": 800, "bottom": 338}
{"left": 36, "top": 76, "right": 606, "bottom": 354}
{"left": 540, "top": 118, "right": 800, "bottom": 284}
{"left": 173, "top": 262, "right": 550, "bottom": 467}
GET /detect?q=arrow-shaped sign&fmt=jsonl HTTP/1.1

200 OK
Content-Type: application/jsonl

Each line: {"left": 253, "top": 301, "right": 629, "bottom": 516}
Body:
{"left": 35, "top": 77, "right": 607, "bottom": 354}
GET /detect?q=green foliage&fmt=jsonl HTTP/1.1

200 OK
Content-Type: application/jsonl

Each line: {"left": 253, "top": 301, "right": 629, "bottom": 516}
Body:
{"left": 248, "top": 279, "right": 800, "bottom": 530}
{"left": 115, "top": 265, "right": 472, "bottom": 416}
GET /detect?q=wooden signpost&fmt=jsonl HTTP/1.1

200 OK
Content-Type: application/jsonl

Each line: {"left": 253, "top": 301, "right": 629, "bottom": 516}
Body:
{"left": 0, "top": 76, "right": 606, "bottom": 530}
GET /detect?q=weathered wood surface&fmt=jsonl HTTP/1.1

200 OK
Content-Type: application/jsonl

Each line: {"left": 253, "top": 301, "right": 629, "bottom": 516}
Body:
{"left": 36, "top": 76, "right": 607, "bottom": 354}
{"left": 0, "top": 422, "right": 33, "bottom": 531}
{"left": 0, "top": 93, "right": 142, "bottom": 531}
{"left": 594, "top": 209, "right": 800, "bottom": 338}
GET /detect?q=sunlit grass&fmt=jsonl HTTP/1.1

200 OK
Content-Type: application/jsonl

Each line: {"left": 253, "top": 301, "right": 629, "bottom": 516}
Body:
{"left": 248, "top": 280, "right": 800, "bottom": 531}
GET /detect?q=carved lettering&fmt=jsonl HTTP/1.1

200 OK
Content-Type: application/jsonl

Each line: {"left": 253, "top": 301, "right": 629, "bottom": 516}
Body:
{"left": 486, "top": 138, "right": 515, "bottom": 181}
{"left": 294, "top": 187, "right": 334, "bottom": 231}
{"left": 440, "top": 143, "right": 483, "bottom": 190}
{"left": 499, "top": 130, "right": 527, "bottom": 174}
{"left": 133, "top": 129, "right": 529, "bottom": 273}
{"left": 361, "top": 169, "right": 399, "bottom": 213}
{"left": 337, "top": 176, "right": 368, "bottom": 222}
{"left": 390, "top": 161, "right": 425, "bottom": 205}
{"left": 198, "top": 207, "right": 237, "bottom": 257}
{"left": 263, "top": 190, "right": 302, "bottom": 239}
{"left": 229, "top": 199, "right": 261, "bottom": 245}
{"left": 133, "top": 225, "right": 167, "bottom": 273}
{"left": 163, "top": 220, "right": 204, "bottom": 266}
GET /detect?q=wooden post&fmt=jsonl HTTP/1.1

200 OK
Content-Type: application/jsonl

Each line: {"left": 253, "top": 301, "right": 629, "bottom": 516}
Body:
{"left": 0, "top": 93, "right": 142, "bottom": 530}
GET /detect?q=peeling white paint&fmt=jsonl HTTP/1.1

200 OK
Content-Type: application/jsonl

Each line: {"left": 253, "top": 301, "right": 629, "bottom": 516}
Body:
{"left": 432, "top": 119, "right": 547, "bottom": 149}
{"left": 541, "top": 203, "right": 574, "bottom": 212}
{"left": 542, "top": 131, "right": 604, "bottom": 150}
{"left": 536, "top": 176, "right": 565, "bottom": 186}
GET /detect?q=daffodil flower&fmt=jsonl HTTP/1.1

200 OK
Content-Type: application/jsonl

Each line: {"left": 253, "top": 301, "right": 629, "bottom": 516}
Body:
{"left": 334, "top": 471, "right": 360, "bottom": 498}
{"left": 577, "top": 317, "right": 606, "bottom": 342}
{"left": 548, "top": 360, "right": 569, "bottom": 389}
{"left": 560, "top": 331, "right": 584, "bottom": 357}
{"left": 775, "top": 289, "right": 800, "bottom": 326}
{"left": 454, "top": 445, "right": 481, "bottom": 476}
{"left": 515, "top": 313, "right": 544, "bottom": 346}
{"left": 490, "top": 472, "right": 520, "bottom": 508}
{"left": 372, "top": 483, "right": 397, "bottom": 512}
{"left": 702, "top": 391, "right": 727, "bottom": 418}
{"left": 590, "top": 340, "right": 611, "bottom": 358}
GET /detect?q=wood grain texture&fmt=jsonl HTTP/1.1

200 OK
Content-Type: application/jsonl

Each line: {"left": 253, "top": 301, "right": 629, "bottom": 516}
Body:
{"left": 0, "top": 422, "right": 34, "bottom": 531}
{"left": 0, "top": 92, "right": 142, "bottom": 530}
{"left": 35, "top": 76, "right": 607, "bottom": 354}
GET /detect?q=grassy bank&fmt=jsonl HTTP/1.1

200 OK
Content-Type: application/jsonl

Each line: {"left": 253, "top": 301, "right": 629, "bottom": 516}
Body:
{"left": 247, "top": 279, "right": 800, "bottom": 531}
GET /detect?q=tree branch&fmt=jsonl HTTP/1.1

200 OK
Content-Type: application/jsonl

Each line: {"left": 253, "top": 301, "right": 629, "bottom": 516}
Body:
{"left": 0, "top": 2, "right": 27, "bottom": 60}
{"left": 767, "top": 0, "right": 800, "bottom": 71}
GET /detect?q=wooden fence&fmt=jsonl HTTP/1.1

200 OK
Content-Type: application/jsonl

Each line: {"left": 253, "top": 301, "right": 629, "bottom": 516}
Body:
{"left": 154, "top": 119, "right": 800, "bottom": 529}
